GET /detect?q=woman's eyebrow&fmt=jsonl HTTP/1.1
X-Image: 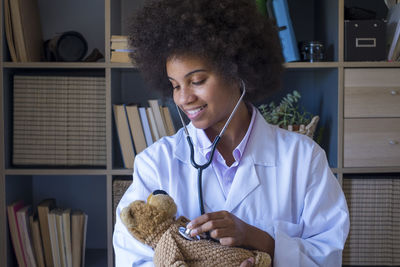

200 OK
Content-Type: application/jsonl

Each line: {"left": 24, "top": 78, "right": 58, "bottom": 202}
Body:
{"left": 168, "top": 69, "right": 207, "bottom": 81}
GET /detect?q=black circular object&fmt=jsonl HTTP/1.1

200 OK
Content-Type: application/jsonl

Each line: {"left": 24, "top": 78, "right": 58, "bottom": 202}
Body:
{"left": 48, "top": 31, "right": 88, "bottom": 62}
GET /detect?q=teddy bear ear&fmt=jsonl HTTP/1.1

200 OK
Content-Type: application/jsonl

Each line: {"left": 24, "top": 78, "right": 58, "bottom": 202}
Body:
{"left": 120, "top": 200, "right": 145, "bottom": 228}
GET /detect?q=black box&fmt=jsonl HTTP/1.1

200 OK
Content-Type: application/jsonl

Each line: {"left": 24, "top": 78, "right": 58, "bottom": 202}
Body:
{"left": 345, "top": 20, "right": 386, "bottom": 61}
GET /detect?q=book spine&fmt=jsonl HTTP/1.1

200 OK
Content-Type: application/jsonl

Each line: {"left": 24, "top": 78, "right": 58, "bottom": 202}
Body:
{"left": 7, "top": 202, "right": 27, "bottom": 267}
{"left": 148, "top": 99, "right": 167, "bottom": 137}
{"left": 139, "top": 107, "right": 154, "bottom": 146}
{"left": 272, "top": 0, "right": 300, "bottom": 62}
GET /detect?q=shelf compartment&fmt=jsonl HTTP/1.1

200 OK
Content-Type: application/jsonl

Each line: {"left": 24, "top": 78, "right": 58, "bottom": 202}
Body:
{"left": 5, "top": 175, "right": 108, "bottom": 267}
{"left": 260, "top": 68, "right": 339, "bottom": 168}
{"left": 289, "top": 0, "right": 339, "bottom": 62}
{"left": 3, "top": 68, "right": 107, "bottom": 170}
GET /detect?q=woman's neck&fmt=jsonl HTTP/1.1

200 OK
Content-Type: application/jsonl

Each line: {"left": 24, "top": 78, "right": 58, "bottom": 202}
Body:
{"left": 205, "top": 103, "right": 251, "bottom": 166}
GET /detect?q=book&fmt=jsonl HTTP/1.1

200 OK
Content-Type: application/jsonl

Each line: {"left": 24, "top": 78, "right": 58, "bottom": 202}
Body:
{"left": 47, "top": 210, "right": 61, "bottom": 267}
{"left": 16, "top": 205, "right": 37, "bottom": 267}
{"left": 162, "top": 106, "right": 176, "bottom": 136}
{"left": 62, "top": 209, "right": 73, "bottom": 267}
{"left": 146, "top": 107, "right": 160, "bottom": 141}
{"left": 139, "top": 107, "right": 154, "bottom": 146}
{"left": 125, "top": 104, "right": 147, "bottom": 154}
{"left": 9, "top": 0, "right": 43, "bottom": 62}
{"left": 29, "top": 214, "right": 46, "bottom": 267}
{"left": 37, "top": 199, "right": 56, "bottom": 267}
{"left": 71, "top": 211, "right": 88, "bottom": 267}
{"left": 4, "top": 0, "right": 18, "bottom": 61}
{"left": 111, "top": 35, "right": 129, "bottom": 42}
{"left": 148, "top": 99, "right": 168, "bottom": 138}
{"left": 7, "top": 200, "right": 27, "bottom": 267}
{"left": 111, "top": 42, "right": 130, "bottom": 50}
{"left": 111, "top": 51, "right": 131, "bottom": 63}
{"left": 386, "top": 3, "right": 400, "bottom": 60}
{"left": 113, "top": 104, "right": 135, "bottom": 168}
{"left": 54, "top": 209, "right": 67, "bottom": 267}
{"left": 271, "top": 0, "right": 300, "bottom": 62}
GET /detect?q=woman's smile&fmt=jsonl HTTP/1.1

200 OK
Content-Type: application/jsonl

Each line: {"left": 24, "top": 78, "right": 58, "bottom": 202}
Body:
{"left": 184, "top": 104, "right": 207, "bottom": 119}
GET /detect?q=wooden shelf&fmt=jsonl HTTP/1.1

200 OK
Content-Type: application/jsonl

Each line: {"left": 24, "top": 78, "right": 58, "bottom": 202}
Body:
{"left": 2, "top": 62, "right": 139, "bottom": 69}
{"left": 3, "top": 62, "right": 108, "bottom": 68}
{"left": 5, "top": 168, "right": 108, "bottom": 175}
{"left": 285, "top": 62, "right": 340, "bottom": 68}
{"left": 341, "top": 167, "right": 400, "bottom": 174}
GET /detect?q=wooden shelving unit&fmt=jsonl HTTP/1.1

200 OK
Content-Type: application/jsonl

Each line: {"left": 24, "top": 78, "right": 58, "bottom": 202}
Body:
{"left": 1, "top": 0, "right": 398, "bottom": 266}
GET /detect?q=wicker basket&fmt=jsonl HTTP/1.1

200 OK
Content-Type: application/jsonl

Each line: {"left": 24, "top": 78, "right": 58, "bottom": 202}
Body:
{"left": 286, "top": 115, "right": 319, "bottom": 139}
{"left": 112, "top": 179, "right": 132, "bottom": 227}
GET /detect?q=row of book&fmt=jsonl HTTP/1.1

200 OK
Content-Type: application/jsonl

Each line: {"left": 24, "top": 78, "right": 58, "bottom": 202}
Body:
{"left": 13, "top": 75, "right": 107, "bottom": 167}
{"left": 7, "top": 199, "right": 88, "bottom": 267}
{"left": 4, "top": 0, "right": 43, "bottom": 62}
{"left": 113, "top": 99, "right": 176, "bottom": 168}
{"left": 111, "top": 35, "right": 132, "bottom": 63}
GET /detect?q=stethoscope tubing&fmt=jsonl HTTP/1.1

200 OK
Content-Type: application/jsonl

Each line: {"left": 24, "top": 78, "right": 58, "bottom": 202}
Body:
{"left": 187, "top": 135, "right": 221, "bottom": 215}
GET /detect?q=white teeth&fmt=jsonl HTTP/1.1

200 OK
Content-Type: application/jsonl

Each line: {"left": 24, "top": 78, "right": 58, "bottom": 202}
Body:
{"left": 187, "top": 106, "right": 204, "bottom": 115}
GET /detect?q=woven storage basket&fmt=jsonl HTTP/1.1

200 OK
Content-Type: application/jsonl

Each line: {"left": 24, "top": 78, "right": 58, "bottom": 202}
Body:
{"left": 342, "top": 176, "right": 400, "bottom": 266}
{"left": 112, "top": 179, "right": 132, "bottom": 227}
{"left": 286, "top": 115, "right": 319, "bottom": 139}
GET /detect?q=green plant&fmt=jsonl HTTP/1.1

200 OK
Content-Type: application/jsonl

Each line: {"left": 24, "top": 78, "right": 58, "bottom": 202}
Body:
{"left": 258, "top": 90, "right": 313, "bottom": 128}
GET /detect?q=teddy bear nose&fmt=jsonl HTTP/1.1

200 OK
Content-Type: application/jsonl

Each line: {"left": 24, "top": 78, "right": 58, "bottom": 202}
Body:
{"left": 153, "top": 189, "right": 168, "bottom": 195}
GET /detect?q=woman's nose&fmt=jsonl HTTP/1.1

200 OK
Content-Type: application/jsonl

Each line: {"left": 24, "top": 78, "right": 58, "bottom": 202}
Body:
{"left": 175, "top": 85, "right": 196, "bottom": 104}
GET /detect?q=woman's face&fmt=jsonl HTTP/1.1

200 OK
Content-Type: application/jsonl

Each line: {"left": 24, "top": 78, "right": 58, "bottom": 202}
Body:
{"left": 167, "top": 55, "right": 241, "bottom": 131}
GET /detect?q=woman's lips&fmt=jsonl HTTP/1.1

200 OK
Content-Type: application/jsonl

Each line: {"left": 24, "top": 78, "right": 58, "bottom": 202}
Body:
{"left": 185, "top": 105, "right": 207, "bottom": 120}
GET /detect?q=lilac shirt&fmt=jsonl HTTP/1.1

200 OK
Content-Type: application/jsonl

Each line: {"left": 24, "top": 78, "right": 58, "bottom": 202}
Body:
{"left": 195, "top": 105, "right": 257, "bottom": 198}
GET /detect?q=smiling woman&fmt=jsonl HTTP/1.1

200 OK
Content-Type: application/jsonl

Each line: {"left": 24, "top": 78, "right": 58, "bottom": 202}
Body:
{"left": 113, "top": 1, "right": 350, "bottom": 267}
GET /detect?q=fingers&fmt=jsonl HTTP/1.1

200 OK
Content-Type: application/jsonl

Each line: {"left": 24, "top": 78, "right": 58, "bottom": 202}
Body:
{"left": 190, "top": 218, "right": 227, "bottom": 237}
{"left": 239, "top": 257, "right": 254, "bottom": 267}
{"left": 187, "top": 211, "right": 236, "bottom": 238}
{"left": 187, "top": 211, "right": 228, "bottom": 229}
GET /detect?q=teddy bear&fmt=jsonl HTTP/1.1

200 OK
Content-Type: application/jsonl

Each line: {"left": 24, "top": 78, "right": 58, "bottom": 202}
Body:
{"left": 120, "top": 190, "right": 271, "bottom": 267}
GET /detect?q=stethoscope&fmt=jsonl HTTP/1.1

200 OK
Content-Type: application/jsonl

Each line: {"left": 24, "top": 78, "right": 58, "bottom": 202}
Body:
{"left": 175, "top": 80, "right": 246, "bottom": 240}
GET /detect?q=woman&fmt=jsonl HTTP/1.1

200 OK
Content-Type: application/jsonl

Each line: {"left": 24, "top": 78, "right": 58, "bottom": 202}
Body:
{"left": 113, "top": 0, "right": 349, "bottom": 266}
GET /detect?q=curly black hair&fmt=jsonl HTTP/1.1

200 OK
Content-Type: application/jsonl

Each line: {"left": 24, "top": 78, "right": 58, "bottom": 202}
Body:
{"left": 128, "top": 0, "right": 284, "bottom": 102}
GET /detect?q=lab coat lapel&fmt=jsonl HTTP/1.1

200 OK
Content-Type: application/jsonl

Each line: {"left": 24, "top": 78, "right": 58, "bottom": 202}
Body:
{"left": 224, "top": 109, "right": 278, "bottom": 212}
{"left": 224, "top": 155, "right": 259, "bottom": 212}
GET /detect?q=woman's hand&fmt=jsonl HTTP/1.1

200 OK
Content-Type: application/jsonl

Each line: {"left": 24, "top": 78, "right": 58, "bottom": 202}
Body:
{"left": 187, "top": 210, "right": 275, "bottom": 258}
{"left": 186, "top": 210, "right": 249, "bottom": 247}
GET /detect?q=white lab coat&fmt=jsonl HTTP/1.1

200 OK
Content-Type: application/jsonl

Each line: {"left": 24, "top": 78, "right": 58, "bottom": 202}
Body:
{"left": 113, "top": 110, "right": 350, "bottom": 267}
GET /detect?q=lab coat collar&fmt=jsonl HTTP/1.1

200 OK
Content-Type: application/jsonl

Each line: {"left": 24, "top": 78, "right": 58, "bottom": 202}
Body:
{"left": 174, "top": 108, "right": 278, "bottom": 167}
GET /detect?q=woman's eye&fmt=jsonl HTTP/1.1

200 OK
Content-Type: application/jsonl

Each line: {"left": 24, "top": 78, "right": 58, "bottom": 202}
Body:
{"left": 172, "top": 84, "right": 180, "bottom": 90}
{"left": 192, "top": 79, "right": 206, "bottom": 85}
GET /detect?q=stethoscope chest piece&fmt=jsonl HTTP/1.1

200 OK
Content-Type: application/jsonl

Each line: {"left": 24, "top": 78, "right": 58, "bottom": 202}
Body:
{"left": 178, "top": 226, "right": 200, "bottom": 241}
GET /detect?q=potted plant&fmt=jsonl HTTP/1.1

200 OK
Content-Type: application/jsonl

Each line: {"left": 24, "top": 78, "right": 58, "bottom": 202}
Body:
{"left": 258, "top": 90, "right": 319, "bottom": 139}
